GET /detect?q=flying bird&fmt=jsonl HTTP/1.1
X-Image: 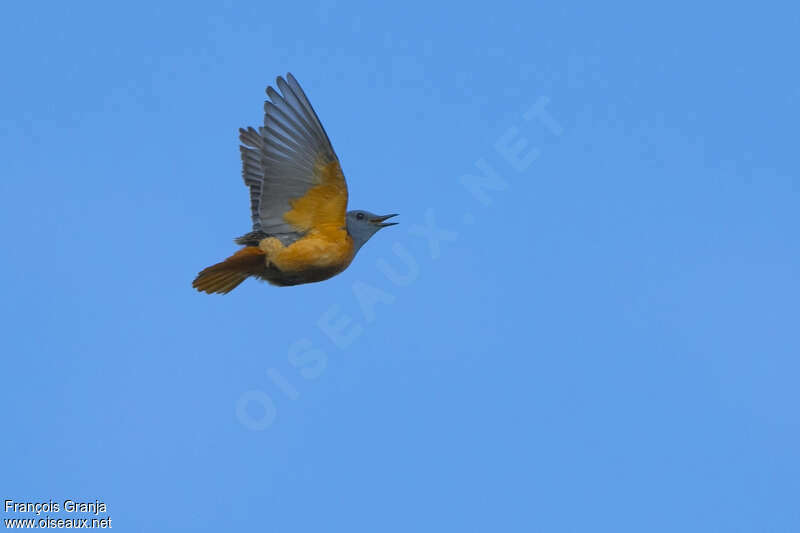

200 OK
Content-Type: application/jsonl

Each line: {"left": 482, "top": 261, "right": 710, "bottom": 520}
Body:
{"left": 193, "top": 74, "right": 397, "bottom": 294}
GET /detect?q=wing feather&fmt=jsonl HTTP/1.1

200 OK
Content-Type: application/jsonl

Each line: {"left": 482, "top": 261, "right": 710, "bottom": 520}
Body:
{"left": 239, "top": 73, "right": 346, "bottom": 243}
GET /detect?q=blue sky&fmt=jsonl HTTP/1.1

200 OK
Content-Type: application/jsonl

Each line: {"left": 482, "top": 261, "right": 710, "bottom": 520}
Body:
{"left": 2, "top": 1, "right": 798, "bottom": 531}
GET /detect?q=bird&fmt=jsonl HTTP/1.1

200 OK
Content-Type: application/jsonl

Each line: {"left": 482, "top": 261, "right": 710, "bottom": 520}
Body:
{"left": 193, "top": 73, "right": 397, "bottom": 294}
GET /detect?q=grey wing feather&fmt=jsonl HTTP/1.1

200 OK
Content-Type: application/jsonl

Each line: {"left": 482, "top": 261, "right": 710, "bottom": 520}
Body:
{"left": 238, "top": 73, "right": 341, "bottom": 245}
{"left": 239, "top": 127, "right": 266, "bottom": 232}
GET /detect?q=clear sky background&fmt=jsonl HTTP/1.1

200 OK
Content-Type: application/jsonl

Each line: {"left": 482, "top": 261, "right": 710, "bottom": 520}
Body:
{"left": 2, "top": 1, "right": 798, "bottom": 531}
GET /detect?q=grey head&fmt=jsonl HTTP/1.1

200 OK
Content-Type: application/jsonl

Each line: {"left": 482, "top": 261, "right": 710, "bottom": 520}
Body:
{"left": 345, "top": 210, "right": 398, "bottom": 254}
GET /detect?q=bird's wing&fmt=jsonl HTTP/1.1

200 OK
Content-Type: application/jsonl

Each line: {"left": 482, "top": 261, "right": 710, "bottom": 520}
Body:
{"left": 239, "top": 73, "right": 348, "bottom": 245}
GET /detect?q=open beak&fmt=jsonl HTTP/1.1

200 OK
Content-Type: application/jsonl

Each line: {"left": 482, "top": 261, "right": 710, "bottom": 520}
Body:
{"left": 371, "top": 213, "right": 399, "bottom": 227}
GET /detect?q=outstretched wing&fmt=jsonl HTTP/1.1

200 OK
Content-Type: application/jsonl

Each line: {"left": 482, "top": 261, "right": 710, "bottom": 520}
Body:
{"left": 239, "top": 73, "right": 348, "bottom": 245}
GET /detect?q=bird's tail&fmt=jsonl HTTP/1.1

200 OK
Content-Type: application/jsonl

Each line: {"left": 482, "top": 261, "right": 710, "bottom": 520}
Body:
{"left": 192, "top": 247, "right": 266, "bottom": 294}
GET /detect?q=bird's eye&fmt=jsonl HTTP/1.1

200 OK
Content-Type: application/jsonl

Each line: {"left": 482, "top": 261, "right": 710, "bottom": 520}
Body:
{"left": 356, "top": 213, "right": 364, "bottom": 220}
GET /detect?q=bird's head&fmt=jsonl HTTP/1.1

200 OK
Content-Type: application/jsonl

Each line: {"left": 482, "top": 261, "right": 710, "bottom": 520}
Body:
{"left": 346, "top": 210, "right": 398, "bottom": 253}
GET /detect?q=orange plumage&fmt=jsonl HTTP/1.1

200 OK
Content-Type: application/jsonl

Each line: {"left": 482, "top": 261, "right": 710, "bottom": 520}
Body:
{"left": 192, "top": 247, "right": 267, "bottom": 294}
{"left": 283, "top": 160, "right": 348, "bottom": 233}
{"left": 192, "top": 74, "right": 396, "bottom": 294}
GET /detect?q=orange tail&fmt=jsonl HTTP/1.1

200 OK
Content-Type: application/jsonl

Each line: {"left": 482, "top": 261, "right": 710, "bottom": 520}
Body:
{"left": 192, "top": 247, "right": 266, "bottom": 294}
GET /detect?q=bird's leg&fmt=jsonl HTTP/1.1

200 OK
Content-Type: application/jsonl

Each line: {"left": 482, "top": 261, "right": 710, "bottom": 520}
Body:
{"left": 258, "top": 236, "right": 285, "bottom": 267}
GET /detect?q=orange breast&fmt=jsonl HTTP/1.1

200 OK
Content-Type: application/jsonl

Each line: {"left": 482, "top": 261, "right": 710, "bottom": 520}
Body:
{"left": 283, "top": 160, "right": 348, "bottom": 233}
{"left": 260, "top": 228, "right": 354, "bottom": 275}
